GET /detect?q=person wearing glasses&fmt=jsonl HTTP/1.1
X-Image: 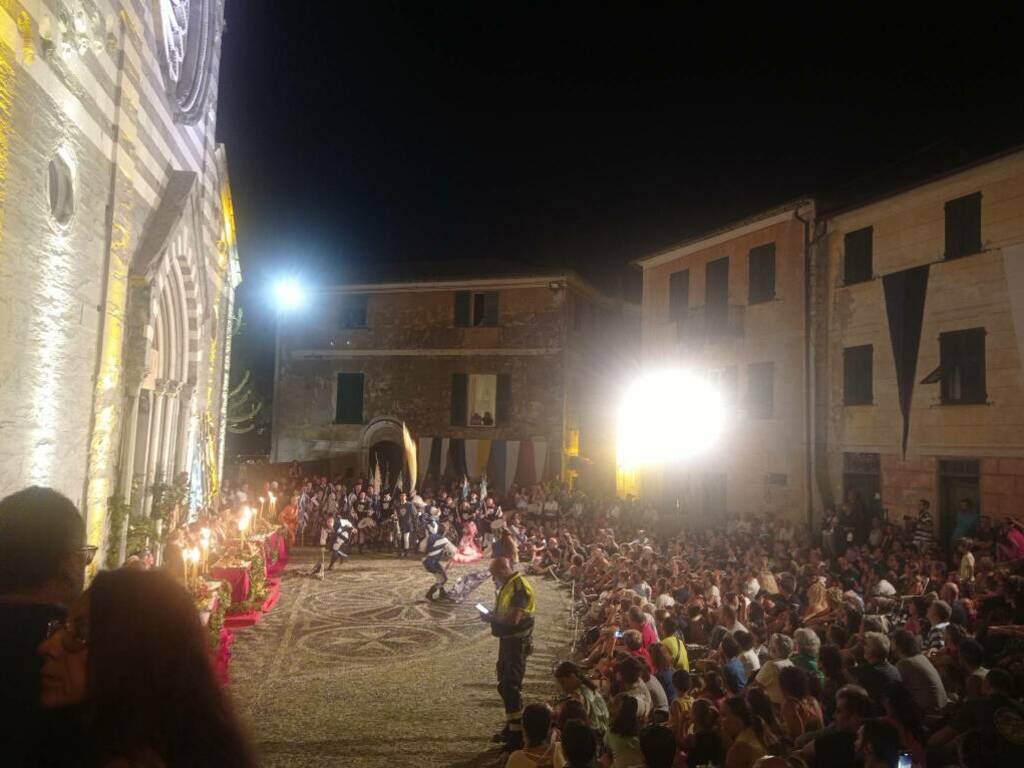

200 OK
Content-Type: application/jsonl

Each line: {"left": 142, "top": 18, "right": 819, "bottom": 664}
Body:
{"left": 0, "top": 486, "right": 91, "bottom": 767}
{"left": 39, "top": 568, "right": 256, "bottom": 767}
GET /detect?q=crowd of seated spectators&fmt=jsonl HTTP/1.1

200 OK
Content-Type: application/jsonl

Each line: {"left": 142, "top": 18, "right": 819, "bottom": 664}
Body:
{"left": 496, "top": 492, "right": 1024, "bottom": 768}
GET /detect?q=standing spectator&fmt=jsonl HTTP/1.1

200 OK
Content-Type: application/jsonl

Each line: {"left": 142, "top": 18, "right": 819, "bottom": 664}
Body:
{"left": 0, "top": 487, "right": 89, "bottom": 768}
{"left": 951, "top": 497, "right": 980, "bottom": 543}
{"left": 891, "top": 630, "right": 947, "bottom": 714}
{"left": 649, "top": 643, "right": 677, "bottom": 702}
{"left": 38, "top": 569, "right": 256, "bottom": 767}
{"left": 913, "top": 499, "right": 935, "bottom": 551}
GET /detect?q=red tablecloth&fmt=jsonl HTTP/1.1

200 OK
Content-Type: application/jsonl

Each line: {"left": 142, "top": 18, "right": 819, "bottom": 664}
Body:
{"left": 213, "top": 627, "right": 233, "bottom": 685}
{"left": 209, "top": 564, "right": 251, "bottom": 604}
{"left": 266, "top": 531, "right": 289, "bottom": 576}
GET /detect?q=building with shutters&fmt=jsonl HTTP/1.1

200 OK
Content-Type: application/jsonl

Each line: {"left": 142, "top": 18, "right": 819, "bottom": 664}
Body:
{"left": 270, "top": 266, "right": 638, "bottom": 495}
{"left": 634, "top": 200, "right": 816, "bottom": 527}
{"left": 817, "top": 146, "right": 1024, "bottom": 544}
{"left": 0, "top": 1, "right": 240, "bottom": 568}
{"left": 634, "top": 145, "right": 1024, "bottom": 538}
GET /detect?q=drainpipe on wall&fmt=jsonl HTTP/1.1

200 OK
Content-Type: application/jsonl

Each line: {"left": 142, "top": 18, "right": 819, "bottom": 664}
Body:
{"left": 794, "top": 201, "right": 815, "bottom": 534}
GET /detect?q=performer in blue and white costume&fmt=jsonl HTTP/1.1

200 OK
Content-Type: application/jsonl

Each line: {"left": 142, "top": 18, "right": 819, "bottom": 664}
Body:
{"left": 420, "top": 519, "right": 457, "bottom": 601}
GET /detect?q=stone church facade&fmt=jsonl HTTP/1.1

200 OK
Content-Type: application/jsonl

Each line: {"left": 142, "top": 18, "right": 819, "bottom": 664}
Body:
{"left": 0, "top": 0, "right": 239, "bottom": 566}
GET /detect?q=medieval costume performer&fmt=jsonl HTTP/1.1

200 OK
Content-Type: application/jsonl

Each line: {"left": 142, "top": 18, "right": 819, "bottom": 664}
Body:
{"left": 420, "top": 520, "right": 458, "bottom": 601}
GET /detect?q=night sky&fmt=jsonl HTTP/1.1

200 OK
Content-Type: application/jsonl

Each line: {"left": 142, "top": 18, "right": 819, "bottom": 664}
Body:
{"left": 217, "top": 2, "right": 1024, "bottom": 403}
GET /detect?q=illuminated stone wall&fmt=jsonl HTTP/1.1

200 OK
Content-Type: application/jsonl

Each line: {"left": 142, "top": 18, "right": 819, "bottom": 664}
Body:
{"left": 0, "top": 1, "right": 238, "bottom": 568}
{"left": 823, "top": 150, "right": 1024, "bottom": 536}
{"left": 273, "top": 277, "right": 636, "bottom": 493}
{"left": 638, "top": 208, "right": 813, "bottom": 524}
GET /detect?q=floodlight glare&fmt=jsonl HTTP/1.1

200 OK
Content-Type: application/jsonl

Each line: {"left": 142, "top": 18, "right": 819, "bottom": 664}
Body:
{"left": 616, "top": 369, "right": 726, "bottom": 469}
{"left": 273, "top": 278, "right": 305, "bottom": 310}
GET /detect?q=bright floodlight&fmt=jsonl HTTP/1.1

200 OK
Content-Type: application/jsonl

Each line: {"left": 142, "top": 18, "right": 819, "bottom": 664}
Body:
{"left": 616, "top": 369, "right": 726, "bottom": 469}
{"left": 274, "top": 278, "right": 305, "bottom": 310}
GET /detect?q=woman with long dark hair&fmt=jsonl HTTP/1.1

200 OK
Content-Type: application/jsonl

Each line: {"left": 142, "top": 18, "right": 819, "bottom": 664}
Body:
{"left": 719, "top": 696, "right": 771, "bottom": 768}
{"left": 39, "top": 569, "right": 256, "bottom": 768}
{"left": 554, "top": 661, "right": 610, "bottom": 734}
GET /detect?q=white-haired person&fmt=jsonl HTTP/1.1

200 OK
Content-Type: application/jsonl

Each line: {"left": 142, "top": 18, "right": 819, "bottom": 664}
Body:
{"left": 751, "top": 632, "right": 795, "bottom": 706}
{"left": 850, "top": 631, "right": 901, "bottom": 703}
{"left": 791, "top": 627, "right": 824, "bottom": 683}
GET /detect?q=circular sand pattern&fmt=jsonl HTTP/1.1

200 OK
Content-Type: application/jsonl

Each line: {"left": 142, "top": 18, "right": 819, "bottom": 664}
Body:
{"left": 229, "top": 549, "right": 573, "bottom": 767}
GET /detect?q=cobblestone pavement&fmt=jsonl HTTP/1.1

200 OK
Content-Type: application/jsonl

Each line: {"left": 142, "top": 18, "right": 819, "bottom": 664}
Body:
{"left": 229, "top": 549, "right": 573, "bottom": 767}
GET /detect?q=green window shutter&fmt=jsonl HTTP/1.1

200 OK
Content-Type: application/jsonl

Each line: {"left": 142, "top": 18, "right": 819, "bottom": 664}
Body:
{"left": 450, "top": 373, "right": 468, "bottom": 426}
{"left": 336, "top": 373, "right": 364, "bottom": 424}
{"left": 454, "top": 291, "right": 471, "bottom": 327}
{"left": 495, "top": 374, "right": 512, "bottom": 425}
{"left": 482, "top": 292, "right": 500, "bottom": 326}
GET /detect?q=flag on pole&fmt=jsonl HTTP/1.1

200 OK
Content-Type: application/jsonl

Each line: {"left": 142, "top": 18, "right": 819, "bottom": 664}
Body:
{"left": 402, "top": 422, "right": 417, "bottom": 493}
{"left": 480, "top": 474, "right": 488, "bottom": 501}
{"left": 372, "top": 464, "right": 382, "bottom": 496}
{"left": 395, "top": 471, "right": 404, "bottom": 495}
{"left": 461, "top": 474, "right": 470, "bottom": 501}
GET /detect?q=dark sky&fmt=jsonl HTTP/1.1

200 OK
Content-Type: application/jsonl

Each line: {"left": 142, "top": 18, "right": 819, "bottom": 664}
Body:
{"left": 217, "top": 2, "right": 1024, "bottom": 396}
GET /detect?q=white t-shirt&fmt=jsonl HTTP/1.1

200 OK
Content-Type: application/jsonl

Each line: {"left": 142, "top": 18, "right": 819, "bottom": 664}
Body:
{"left": 739, "top": 649, "right": 762, "bottom": 677}
{"left": 655, "top": 593, "right": 676, "bottom": 610}
{"left": 872, "top": 579, "right": 897, "bottom": 597}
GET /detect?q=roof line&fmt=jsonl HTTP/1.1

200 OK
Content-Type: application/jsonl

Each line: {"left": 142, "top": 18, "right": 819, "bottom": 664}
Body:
{"left": 632, "top": 197, "right": 813, "bottom": 267}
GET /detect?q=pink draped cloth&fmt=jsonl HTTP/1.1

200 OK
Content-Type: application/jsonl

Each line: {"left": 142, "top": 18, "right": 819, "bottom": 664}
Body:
{"left": 213, "top": 627, "right": 233, "bottom": 685}
{"left": 210, "top": 565, "right": 251, "bottom": 604}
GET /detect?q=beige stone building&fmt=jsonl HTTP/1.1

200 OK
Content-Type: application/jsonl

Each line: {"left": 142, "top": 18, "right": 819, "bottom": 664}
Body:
{"left": 818, "top": 148, "right": 1024, "bottom": 541}
{"left": 271, "top": 268, "right": 637, "bottom": 495}
{"left": 0, "top": 1, "right": 239, "bottom": 566}
{"left": 635, "top": 201, "right": 815, "bottom": 526}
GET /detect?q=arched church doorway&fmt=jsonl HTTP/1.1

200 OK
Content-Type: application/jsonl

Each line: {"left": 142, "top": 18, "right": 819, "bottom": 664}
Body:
{"left": 369, "top": 440, "right": 404, "bottom": 486}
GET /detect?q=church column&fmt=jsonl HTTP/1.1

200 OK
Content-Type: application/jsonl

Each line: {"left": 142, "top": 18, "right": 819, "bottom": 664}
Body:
{"left": 175, "top": 384, "right": 195, "bottom": 476}
{"left": 160, "top": 382, "right": 182, "bottom": 484}
{"left": 142, "top": 381, "right": 167, "bottom": 518}
{"left": 131, "top": 389, "right": 154, "bottom": 516}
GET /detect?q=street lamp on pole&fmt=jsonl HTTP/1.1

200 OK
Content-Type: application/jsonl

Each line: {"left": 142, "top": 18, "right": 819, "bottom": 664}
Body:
{"left": 270, "top": 279, "right": 306, "bottom": 464}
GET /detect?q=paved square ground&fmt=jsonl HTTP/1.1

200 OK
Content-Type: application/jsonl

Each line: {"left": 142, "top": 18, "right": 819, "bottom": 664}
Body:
{"left": 229, "top": 549, "right": 573, "bottom": 767}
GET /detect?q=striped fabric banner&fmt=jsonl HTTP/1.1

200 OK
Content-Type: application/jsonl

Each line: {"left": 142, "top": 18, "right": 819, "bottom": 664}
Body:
{"left": 505, "top": 441, "right": 520, "bottom": 490}
{"left": 487, "top": 440, "right": 507, "bottom": 491}
{"left": 417, "top": 438, "right": 432, "bottom": 483}
{"left": 464, "top": 440, "right": 479, "bottom": 480}
{"left": 533, "top": 440, "right": 548, "bottom": 483}
{"left": 475, "top": 439, "right": 492, "bottom": 478}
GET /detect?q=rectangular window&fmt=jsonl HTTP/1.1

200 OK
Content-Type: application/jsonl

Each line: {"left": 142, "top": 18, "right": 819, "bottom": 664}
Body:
{"left": 472, "top": 292, "right": 500, "bottom": 326}
{"left": 454, "top": 291, "right": 471, "bottom": 327}
{"left": 668, "top": 269, "right": 690, "bottom": 320}
{"left": 844, "top": 227, "right": 873, "bottom": 284}
{"left": 747, "top": 361, "right": 774, "bottom": 418}
{"left": 335, "top": 373, "right": 364, "bottom": 424}
{"left": 939, "top": 328, "right": 986, "bottom": 404}
{"left": 340, "top": 294, "right": 368, "bottom": 328}
{"left": 748, "top": 243, "right": 776, "bottom": 303}
{"left": 451, "top": 373, "right": 509, "bottom": 426}
{"left": 945, "top": 192, "right": 982, "bottom": 260}
{"left": 705, "top": 256, "right": 729, "bottom": 329}
{"left": 707, "top": 366, "right": 738, "bottom": 403}
{"left": 843, "top": 345, "right": 874, "bottom": 405}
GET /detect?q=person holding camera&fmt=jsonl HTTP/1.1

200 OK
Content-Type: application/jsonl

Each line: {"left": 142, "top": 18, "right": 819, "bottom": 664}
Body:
{"left": 481, "top": 556, "right": 536, "bottom": 750}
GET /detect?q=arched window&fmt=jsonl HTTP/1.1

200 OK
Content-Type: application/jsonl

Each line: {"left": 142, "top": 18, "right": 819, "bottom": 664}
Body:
{"left": 157, "top": 0, "right": 219, "bottom": 123}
